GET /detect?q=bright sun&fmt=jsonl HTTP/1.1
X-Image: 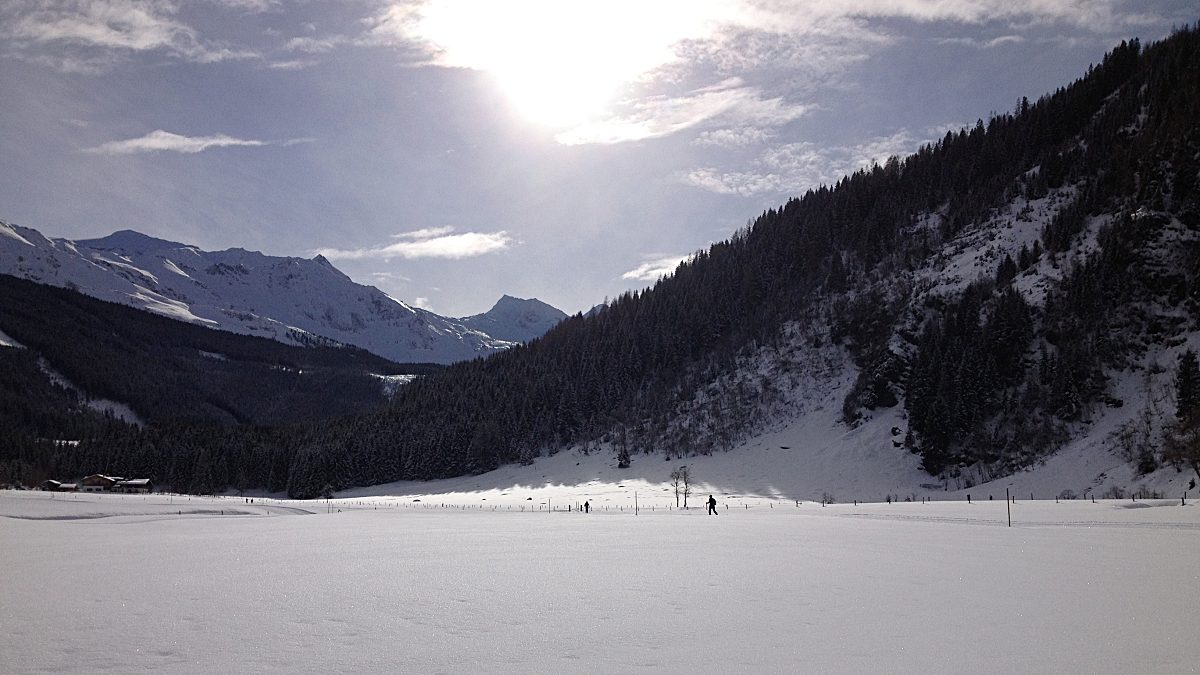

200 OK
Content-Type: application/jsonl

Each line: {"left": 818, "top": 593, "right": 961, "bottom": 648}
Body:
{"left": 408, "top": 0, "right": 729, "bottom": 128}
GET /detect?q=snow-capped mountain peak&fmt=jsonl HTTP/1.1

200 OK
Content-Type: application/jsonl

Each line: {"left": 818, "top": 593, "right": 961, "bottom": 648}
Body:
{"left": 76, "top": 229, "right": 190, "bottom": 252}
{"left": 0, "top": 223, "right": 565, "bottom": 364}
{"left": 459, "top": 294, "right": 568, "bottom": 343}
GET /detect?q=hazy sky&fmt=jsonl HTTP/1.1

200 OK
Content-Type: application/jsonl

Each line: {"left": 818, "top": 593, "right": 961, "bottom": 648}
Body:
{"left": 0, "top": 1, "right": 1193, "bottom": 316}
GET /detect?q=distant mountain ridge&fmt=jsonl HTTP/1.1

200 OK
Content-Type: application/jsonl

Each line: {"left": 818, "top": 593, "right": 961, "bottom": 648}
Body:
{"left": 460, "top": 295, "right": 568, "bottom": 343}
{"left": 0, "top": 224, "right": 565, "bottom": 364}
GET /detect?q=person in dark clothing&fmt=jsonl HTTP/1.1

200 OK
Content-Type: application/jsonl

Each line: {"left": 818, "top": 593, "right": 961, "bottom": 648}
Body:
{"left": 707, "top": 495, "right": 718, "bottom": 515}
{"left": 584, "top": 500, "right": 590, "bottom": 513}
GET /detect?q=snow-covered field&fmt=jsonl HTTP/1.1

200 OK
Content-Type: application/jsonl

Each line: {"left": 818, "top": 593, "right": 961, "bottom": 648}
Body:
{"left": 4, "top": 490, "right": 1197, "bottom": 673}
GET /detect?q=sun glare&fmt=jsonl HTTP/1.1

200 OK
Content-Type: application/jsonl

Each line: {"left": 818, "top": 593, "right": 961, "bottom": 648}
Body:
{"left": 410, "top": 0, "right": 733, "bottom": 128}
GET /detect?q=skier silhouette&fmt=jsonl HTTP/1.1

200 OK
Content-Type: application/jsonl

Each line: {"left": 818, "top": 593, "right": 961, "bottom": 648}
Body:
{"left": 584, "top": 500, "right": 590, "bottom": 514}
{"left": 707, "top": 495, "right": 718, "bottom": 515}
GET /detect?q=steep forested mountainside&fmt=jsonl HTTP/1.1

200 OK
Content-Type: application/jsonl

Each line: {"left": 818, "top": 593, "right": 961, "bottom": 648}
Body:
{"left": 0, "top": 226, "right": 564, "bottom": 364}
{"left": 275, "top": 30, "right": 1198, "bottom": 497}
{"left": 3, "top": 27, "right": 1198, "bottom": 497}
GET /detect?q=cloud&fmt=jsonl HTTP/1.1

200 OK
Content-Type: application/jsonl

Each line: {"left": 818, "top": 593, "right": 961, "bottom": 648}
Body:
{"left": 622, "top": 254, "right": 691, "bottom": 282}
{"left": 0, "top": 0, "right": 260, "bottom": 71}
{"left": 284, "top": 35, "right": 346, "bottom": 54}
{"left": 315, "top": 228, "right": 512, "bottom": 260}
{"left": 683, "top": 128, "right": 937, "bottom": 197}
{"left": 364, "top": 0, "right": 1161, "bottom": 142}
{"left": 677, "top": 14, "right": 889, "bottom": 76}
{"left": 556, "top": 79, "right": 808, "bottom": 146}
{"left": 392, "top": 226, "right": 454, "bottom": 240}
{"left": 694, "top": 126, "right": 775, "bottom": 148}
{"left": 936, "top": 34, "right": 1027, "bottom": 49}
{"left": 207, "top": 0, "right": 277, "bottom": 11}
{"left": 370, "top": 271, "right": 412, "bottom": 283}
{"left": 266, "top": 59, "right": 316, "bottom": 70}
{"left": 682, "top": 168, "right": 785, "bottom": 197}
{"left": 6, "top": 1, "right": 192, "bottom": 50}
{"left": 85, "top": 130, "right": 275, "bottom": 154}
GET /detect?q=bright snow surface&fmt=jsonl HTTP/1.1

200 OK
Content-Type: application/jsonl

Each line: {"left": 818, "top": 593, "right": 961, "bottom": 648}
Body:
{"left": 3, "top": 490, "right": 1197, "bottom": 673}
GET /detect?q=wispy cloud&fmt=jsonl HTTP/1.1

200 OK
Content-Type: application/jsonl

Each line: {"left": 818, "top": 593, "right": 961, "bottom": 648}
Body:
{"left": 370, "top": 271, "right": 412, "bottom": 283}
{"left": 694, "top": 126, "right": 775, "bottom": 148}
{"left": 392, "top": 226, "right": 454, "bottom": 240}
{"left": 683, "top": 128, "right": 937, "bottom": 197}
{"left": 284, "top": 35, "right": 346, "bottom": 54}
{"left": 936, "top": 34, "right": 1026, "bottom": 49}
{"left": 315, "top": 228, "right": 513, "bottom": 261}
{"left": 556, "top": 79, "right": 808, "bottom": 146}
{"left": 267, "top": 58, "right": 316, "bottom": 70}
{"left": 6, "top": 1, "right": 196, "bottom": 51}
{"left": 208, "top": 0, "right": 277, "bottom": 11}
{"left": 85, "top": 130, "right": 275, "bottom": 155}
{"left": 1, "top": 0, "right": 258, "bottom": 70}
{"left": 622, "top": 254, "right": 691, "bottom": 282}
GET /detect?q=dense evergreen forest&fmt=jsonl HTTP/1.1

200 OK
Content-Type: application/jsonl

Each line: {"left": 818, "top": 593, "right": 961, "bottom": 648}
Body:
{"left": 3, "top": 26, "right": 1198, "bottom": 496}
{"left": 0, "top": 275, "right": 440, "bottom": 490}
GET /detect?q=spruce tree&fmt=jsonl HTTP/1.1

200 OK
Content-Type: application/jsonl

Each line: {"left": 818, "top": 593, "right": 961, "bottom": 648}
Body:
{"left": 1165, "top": 350, "right": 1200, "bottom": 484}
{"left": 1175, "top": 350, "right": 1200, "bottom": 420}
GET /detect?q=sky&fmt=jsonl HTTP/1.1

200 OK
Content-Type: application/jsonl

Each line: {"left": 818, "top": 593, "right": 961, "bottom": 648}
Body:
{"left": 0, "top": 1, "right": 1194, "bottom": 317}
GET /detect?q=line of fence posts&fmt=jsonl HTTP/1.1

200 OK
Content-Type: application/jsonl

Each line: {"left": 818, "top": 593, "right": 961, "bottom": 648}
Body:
{"left": 153, "top": 484, "right": 1197, "bottom": 515}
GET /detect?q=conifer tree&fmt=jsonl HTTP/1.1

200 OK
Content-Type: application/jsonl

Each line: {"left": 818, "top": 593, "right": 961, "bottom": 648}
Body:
{"left": 1165, "top": 350, "right": 1200, "bottom": 484}
{"left": 1174, "top": 350, "right": 1200, "bottom": 420}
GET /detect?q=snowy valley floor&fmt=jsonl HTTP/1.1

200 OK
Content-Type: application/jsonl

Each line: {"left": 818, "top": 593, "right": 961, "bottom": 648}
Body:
{"left": 3, "top": 490, "right": 1198, "bottom": 674}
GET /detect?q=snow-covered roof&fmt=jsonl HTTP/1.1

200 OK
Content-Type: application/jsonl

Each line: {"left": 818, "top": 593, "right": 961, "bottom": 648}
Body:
{"left": 115, "top": 479, "right": 152, "bottom": 486}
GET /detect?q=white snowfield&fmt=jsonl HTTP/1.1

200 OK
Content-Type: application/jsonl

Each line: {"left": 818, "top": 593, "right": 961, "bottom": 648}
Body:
{"left": 3, "top": 490, "right": 1197, "bottom": 674}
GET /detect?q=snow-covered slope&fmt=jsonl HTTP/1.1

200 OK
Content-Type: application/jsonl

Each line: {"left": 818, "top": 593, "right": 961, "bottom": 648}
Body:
{"left": 0, "top": 223, "right": 563, "bottom": 364}
{"left": 458, "top": 295, "right": 567, "bottom": 343}
{"left": 340, "top": 347, "right": 1192, "bottom": 508}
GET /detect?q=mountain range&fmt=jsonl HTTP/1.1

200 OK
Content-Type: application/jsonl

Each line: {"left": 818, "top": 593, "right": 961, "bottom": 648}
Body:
{"left": 2, "top": 28, "right": 1199, "bottom": 499}
{"left": 0, "top": 224, "right": 566, "bottom": 364}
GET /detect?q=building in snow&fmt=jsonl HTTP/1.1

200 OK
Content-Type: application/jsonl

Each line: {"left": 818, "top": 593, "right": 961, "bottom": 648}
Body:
{"left": 80, "top": 475, "right": 123, "bottom": 492}
{"left": 112, "top": 479, "right": 153, "bottom": 494}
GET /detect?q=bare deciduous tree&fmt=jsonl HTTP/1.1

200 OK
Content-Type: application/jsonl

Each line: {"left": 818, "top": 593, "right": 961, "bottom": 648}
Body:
{"left": 669, "top": 465, "right": 693, "bottom": 508}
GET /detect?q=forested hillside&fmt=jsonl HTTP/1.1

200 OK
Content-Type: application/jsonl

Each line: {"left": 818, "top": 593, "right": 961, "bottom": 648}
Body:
{"left": 278, "top": 28, "right": 1198, "bottom": 497}
{"left": 0, "top": 275, "right": 442, "bottom": 490}
{"left": 3, "top": 26, "right": 1197, "bottom": 497}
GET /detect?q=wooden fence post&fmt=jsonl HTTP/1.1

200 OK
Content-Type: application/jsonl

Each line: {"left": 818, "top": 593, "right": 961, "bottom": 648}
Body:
{"left": 1006, "top": 487, "right": 1011, "bottom": 527}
